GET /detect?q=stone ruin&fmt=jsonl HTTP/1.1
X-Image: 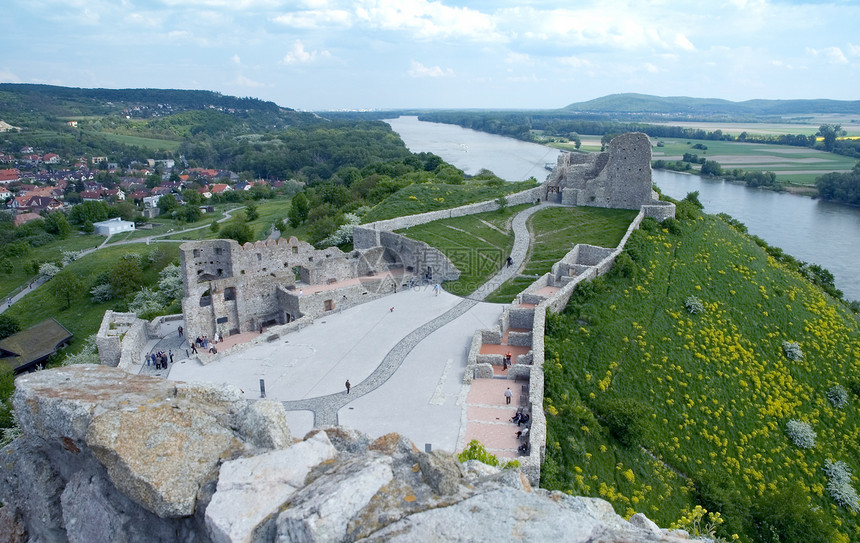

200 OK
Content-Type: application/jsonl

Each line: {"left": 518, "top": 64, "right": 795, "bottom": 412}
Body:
{"left": 179, "top": 235, "right": 458, "bottom": 343}
{"left": 544, "top": 132, "right": 671, "bottom": 216}
{"left": 0, "top": 365, "right": 702, "bottom": 542}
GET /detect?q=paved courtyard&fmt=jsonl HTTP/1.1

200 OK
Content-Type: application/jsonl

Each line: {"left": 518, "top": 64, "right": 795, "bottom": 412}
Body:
{"left": 167, "top": 286, "right": 505, "bottom": 451}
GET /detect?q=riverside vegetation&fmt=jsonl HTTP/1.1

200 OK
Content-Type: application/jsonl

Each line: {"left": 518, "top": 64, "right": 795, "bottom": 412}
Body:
{"left": 540, "top": 198, "right": 860, "bottom": 542}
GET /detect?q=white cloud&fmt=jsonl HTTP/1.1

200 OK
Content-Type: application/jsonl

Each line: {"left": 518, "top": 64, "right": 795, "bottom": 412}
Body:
{"left": 408, "top": 60, "right": 453, "bottom": 78}
{"left": 272, "top": 9, "right": 352, "bottom": 29}
{"left": 281, "top": 40, "right": 331, "bottom": 64}
{"left": 558, "top": 56, "right": 591, "bottom": 68}
{"left": 232, "top": 54, "right": 242, "bottom": 65}
{"left": 0, "top": 68, "right": 21, "bottom": 83}
{"left": 674, "top": 33, "right": 695, "bottom": 52}
{"left": 273, "top": 0, "right": 502, "bottom": 42}
{"left": 807, "top": 46, "right": 848, "bottom": 64}
{"left": 847, "top": 43, "right": 860, "bottom": 57}
{"left": 235, "top": 74, "right": 266, "bottom": 87}
{"left": 505, "top": 52, "right": 531, "bottom": 65}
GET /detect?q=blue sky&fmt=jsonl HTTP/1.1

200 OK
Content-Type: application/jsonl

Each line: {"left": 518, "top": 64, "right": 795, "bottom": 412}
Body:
{"left": 2, "top": 0, "right": 859, "bottom": 111}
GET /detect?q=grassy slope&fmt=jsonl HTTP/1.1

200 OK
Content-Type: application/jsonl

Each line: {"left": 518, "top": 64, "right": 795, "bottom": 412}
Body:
{"left": 3, "top": 243, "right": 179, "bottom": 344}
{"left": 362, "top": 180, "right": 537, "bottom": 223}
{"left": 541, "top": 212, "right": 860, "bottom": 540}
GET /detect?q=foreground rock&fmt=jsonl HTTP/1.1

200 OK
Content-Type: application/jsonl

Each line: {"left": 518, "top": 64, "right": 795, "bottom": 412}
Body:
{"left": 0, "top": 366, "right": 699, "bottom": 542}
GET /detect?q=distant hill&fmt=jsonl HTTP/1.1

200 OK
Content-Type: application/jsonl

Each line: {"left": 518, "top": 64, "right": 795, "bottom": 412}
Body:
{"left": 564, "top": 93, "right": 860, "bottom": 117}
{"left": 0, "top": 83, "right": 317, "bottom": 130}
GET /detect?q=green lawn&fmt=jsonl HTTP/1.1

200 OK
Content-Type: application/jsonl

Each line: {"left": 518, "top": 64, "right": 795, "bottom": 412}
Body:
{"left": 542, "top": 212, "right": 860, "bottom": 542}
{"left": 482, "top": 207, "right": 638, "bottom": 303}
{"left": 396, "top": 205, "right": 529, "bottom": 296}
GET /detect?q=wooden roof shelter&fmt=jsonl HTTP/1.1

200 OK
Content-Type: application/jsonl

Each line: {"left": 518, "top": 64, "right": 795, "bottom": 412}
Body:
{"left": 0, "top": 318, "right": 73, "bottom": 373}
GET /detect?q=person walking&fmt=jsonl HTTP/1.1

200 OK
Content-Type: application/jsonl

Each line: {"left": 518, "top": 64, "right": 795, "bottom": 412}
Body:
{"left": 505, "top": 387, "right": 512, "bottom": 405}
{"left": 178, "top": 325, "right": 183, "bottom": 337}
{"left": 345, "top": 380, "right": 351, "bottom": 394}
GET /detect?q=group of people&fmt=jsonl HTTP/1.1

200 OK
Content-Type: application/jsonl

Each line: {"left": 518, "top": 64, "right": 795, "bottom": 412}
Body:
{"left": 511, "top": 407, "right": 531, "bottom": 454}
{"left": 193, "top": 334, "right": 220, "bottom": 354}
{"left": 147, "top": 350, "right": 172, "bottom": 370}
{"left": 502, "top": 352, "right": 512, "bottom": 371}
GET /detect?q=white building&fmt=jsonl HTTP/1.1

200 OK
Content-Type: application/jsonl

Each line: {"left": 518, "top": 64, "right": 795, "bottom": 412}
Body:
{"left": 93, "top": 217, "right": 135, "bottom": 236}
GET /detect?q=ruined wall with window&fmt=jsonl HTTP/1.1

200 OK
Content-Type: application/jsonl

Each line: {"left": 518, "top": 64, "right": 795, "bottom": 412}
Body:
{"left": 179, "top": 236, "right": 425, "bottom": 341}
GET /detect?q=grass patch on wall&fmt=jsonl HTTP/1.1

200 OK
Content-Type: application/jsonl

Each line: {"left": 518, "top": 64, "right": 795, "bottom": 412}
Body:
{"left": 396, "top": 205, "right": 529, "bottom": 296}
{"left": 541, "top": 212, "right": 860, "bottom": 542}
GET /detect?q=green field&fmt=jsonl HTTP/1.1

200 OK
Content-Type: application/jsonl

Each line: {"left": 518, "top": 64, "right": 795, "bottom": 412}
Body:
{"left": 542, "top": 211, "right": 860, "bottom": 542}
{"left": 652, "top": 138, "right": 857, "bottom": 186}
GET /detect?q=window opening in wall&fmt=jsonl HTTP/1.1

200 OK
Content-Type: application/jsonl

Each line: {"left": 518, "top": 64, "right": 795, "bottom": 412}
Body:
{"left": 324, "top": 299, "right": 334, "bottom": 311}
{"left": 217, "top": 268, "right": 223, "bottom": 276}
{"left": 199, "top": 288, "right": 212, "bottom": 307}
{"left": 224, "top": 287, "right": 236, "bottom": 301}
{"left": 257, "top": 253, "right": 262, "bottom": 261}
{"left": 284, "top": 262, "right": 289, "bottom": 267}
{"left": 308, "top": 256, "right": 313, "bottom": 262}
{"left": 193, "top": 249, "right": 200, "bottom": 257}
{"left": 291, "top": 247, "right": 298, "bottom": 254}
{"left": 215, "top": 247, "right": 223, "bottom": 256}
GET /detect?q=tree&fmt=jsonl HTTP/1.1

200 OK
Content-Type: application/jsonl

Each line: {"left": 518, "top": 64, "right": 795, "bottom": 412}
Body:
{"left": 700, "top": 160, "right": 723, "bottom": 177}
{"left": 245, "top": 202, "right": 259, "bottom": 221}
{"left": 157, "top": 194, "right": 179, "bottom": 214}
{"left": 109, "top": 257, "right": 144, "bottom": 297}
{"left": 288, "top": 192, "right": 310, "bottom": 227}
{"left": 43, "top": 212, "right": 72, "bottom": 238}
{"left": 817, "top": 124, "right": 845, "bottom": 152}
{"left": 220, "top": 220, "right": 254, "bottom": 245}
{"left": 0, "top": 314, "right": 21, "bottom": 340}
{"left": 69, "top": 201, "right": 109, "bottom": 226}
{"left": 601, "top": 133, "right": 616, "bottom": 151}
{"left": 50, "top": 271, "right": 84, "bottom": 310}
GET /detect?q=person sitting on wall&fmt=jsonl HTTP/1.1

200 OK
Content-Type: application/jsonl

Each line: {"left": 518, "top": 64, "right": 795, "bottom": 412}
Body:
{"left": 518, "top": 413, "right": 530, "bottom": 427}
{"left": 511, "top": 408, "right": 524, "bottom": 424}
{"left": 516, "top": 426, "right": 530, "bottom": 440}
{"left": 209, "top": 346, "right": 217, "bottom": 354}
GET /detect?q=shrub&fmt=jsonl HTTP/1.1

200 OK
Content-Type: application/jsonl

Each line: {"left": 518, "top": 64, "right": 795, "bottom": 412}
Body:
{"left": 685, "top": 296, "right": 704, "bottom": 314}
{"left": 611, "top": 251, "right": 635, "bottom": 278}
{"left": 39, "top": 262, "right": 61, "bottom": 278}
{"left": 823, "top": 460, "right": 860, "bottom": 512}
{"left": 594, "top": 396, "right": 653, "bottom": 447}
{"left": 785, "top": 419, "right": 816, "bottom": 449}
{"left": 782, "top": 341, "right": 803, "bottom": 361}
{"left": 662, "top": 217, "right": 682, "bottom": 235}
{"left": 675, "top": 200, "right": 701, "bottom": 221}
{"left": 826, "top": 385, "right": 849, "bottom": 408}
{"left": 90, "top": 283, "right": 115, "bottom": 303}
{"left": 457, "top": 439, "right": 519, "bottom": 469}
{"left": 751, "top": 482, "right": 835, "bottom": 543}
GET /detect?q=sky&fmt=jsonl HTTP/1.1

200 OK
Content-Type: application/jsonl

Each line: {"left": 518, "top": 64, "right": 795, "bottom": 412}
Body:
{"left": 2, "top": 0, "right": 859, "bottom": 111}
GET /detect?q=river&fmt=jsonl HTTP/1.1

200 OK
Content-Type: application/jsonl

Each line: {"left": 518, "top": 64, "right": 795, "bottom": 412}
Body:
{"left": 386, "top": 116, "right": 860, "bottom": 301}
